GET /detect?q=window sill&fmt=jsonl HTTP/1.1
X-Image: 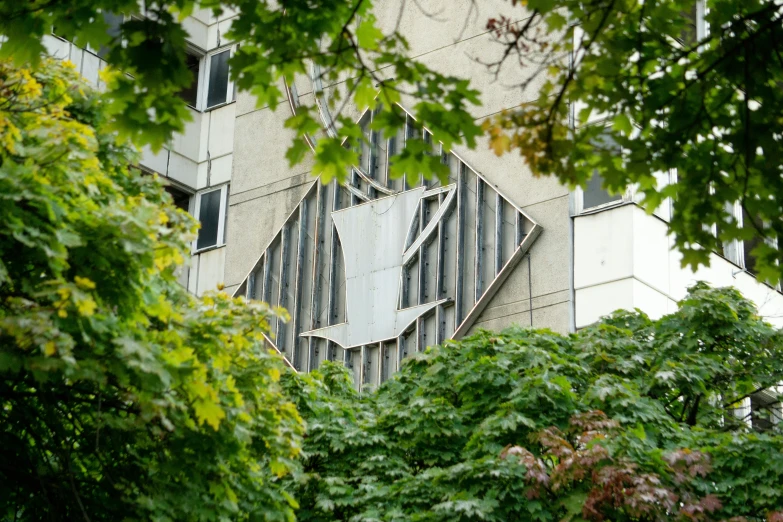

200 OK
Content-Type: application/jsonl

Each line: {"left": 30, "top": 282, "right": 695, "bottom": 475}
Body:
{"left": 575, "top": 199, "right": 630, "bottom": 217}
{"left": 193, "top": 243, "right": 226, "bottom": 255}
{"left": 204, "top": 100, "right": 236, "bottom": 113}
{"left": 185, "top": 101, "right": 237, "bottom": 114}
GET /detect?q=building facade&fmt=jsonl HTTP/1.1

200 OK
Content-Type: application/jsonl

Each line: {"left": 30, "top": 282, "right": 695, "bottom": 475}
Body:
{"left": 42, "top": 2, "right": 783, "bottom": 393}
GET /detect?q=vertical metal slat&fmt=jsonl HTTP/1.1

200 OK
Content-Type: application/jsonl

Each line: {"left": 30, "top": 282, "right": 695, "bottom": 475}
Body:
{"left": 416, "top": 196, "right": 427, "bottom": 351}
{"left": 308, "top": 183, "right": 324, "bottom": 371}
{"left": 435, "top": 192, "right": 446, "bottom": 345}
{"left": 246, "top": 270, "right": 256, "bottom": 300}
{"left": 261, "top": 250, "right": 271, "bottom": 303}
{"left": 454, "top": 162, "right": 466, "bottom": 326}
{"left": 291, "top": 199, "right": 307, "bottom": 370}
{"left": 326, "top": 180, "right": 341, "bottom": 360}
{"left": 515, "top": 211, "right": 524, "bottom": 246}
{"left": 474, "top": 178, "right": 484, "bottom": 303}
{"left": 396, "top": 335, "right": 405, "bottom": 371}
{"left": 276, "top": 223, "right": 290, "bottom": 345}
{"left": 495, "top": 193, "right": 503, "bottom": 276}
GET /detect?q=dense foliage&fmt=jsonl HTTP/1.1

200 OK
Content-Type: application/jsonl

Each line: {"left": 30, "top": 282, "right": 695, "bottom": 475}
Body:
{"left": 0, "top": 0, "right": 481, "bottom": 186}
{"left": 283, "top": 283, "right": 783, "bottom": 521}
{"left": 5, "top": 0, "right": 783, "bottom": 281}
{"left": 0, "top": 59, "right": 302, "bottom": 521}
{"left": 483, "top": 0, "right": 783, "bottom": 284}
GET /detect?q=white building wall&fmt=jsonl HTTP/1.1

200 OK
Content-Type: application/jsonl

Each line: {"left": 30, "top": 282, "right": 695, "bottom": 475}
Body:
{"left": 43, "top": 7, "right": 237, "bottom": 296}
{"left": 574, "top": 204, "right": 783, "bottom": 328}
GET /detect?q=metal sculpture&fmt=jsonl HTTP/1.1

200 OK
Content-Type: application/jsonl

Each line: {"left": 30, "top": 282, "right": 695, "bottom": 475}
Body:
{"left": 234, "top": 78, "right": 542, "bottom": 388}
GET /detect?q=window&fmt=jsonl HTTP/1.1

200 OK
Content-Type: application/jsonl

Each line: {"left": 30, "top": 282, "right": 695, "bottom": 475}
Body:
{"left": 710, "top": 200, "right": 740, "bottom": 263}
{"left": 580, "top": 131, "right": 625, "bottom": 211}
{"left": 194, "top": 185, "right": 229, "bottom": 251}
{"left": 677, "top": 0, "right": 706, "bottom": 47}
{"left": 164, "top": 184, "right": 192, "bottom": 214}
{"left": 206, "top": 49, "right": 231, "bottom": 108}
{"left": 750, "top": 391, "right": 782, "bottom": 431}
{"left": 711, "top": 202, "right": 779, "bottom": 290}
{"left": 583, "top": 172, "right": 622, "bottom": 209}
{"left": 174, "top": 47, "right": 234, "bottom": 111}
{"left": 741, "top": 208, "right": 765, "bottom": 276}
{"left": 97, "top": 12, "right": 124, "bottom": 59}
{"left": 179, "top": 51, "right": 201, "bottom": 108}
{"left": 730, "top": 390, "right": 782, "bottom": 432}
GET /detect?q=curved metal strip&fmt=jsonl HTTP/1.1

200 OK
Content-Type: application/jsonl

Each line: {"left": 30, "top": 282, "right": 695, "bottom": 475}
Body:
{"left": 353, "top": 166, "right": 395, "bottom": 196}
{"left": 344, "top": 183, "right": 371, "bottom": 202}
{"left": 402, "top": 185, "right": 457, "bottom": 265}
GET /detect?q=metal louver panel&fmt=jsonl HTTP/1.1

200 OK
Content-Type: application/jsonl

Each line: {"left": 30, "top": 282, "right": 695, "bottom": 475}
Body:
{"left": 234, "top": 104, "right": 541, "bottom": 389}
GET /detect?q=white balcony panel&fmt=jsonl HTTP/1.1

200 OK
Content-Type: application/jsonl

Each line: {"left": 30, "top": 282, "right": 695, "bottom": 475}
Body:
{"left": 575, "top": 204, "right": 783, "bottom": 328}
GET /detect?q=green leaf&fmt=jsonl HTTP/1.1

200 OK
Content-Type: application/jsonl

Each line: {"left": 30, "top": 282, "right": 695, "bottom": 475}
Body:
{"left": 356, "top": 16, "right": 384, "bottom": 51}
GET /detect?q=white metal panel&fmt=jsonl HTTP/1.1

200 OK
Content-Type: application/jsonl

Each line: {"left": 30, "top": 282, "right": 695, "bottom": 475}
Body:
{"left": 575, "top": 279, "right": 635, "bottom": 328}
{"left": 207, "top": 104, "right": 236, "bottom": 157}
{"left": 68, "top": 45, "right": 84, "bottom": 73}
{"left": 42, "top": 35, "right": 70, "bottom": 59}
{"left": 81, "top": 52, "right": 101, "bottom": 87}
{"left": 575, "top": 204, "right": 783, "bottom": 328}
{"left": 139, "top": 144, "right": 169, "bottom": 176}
{"left": 170, "top": 111, "right": 203, "bottom": 163}
{"left": 301, "top": 187, "right": 444, "bottom": 349}
{"left": 181, "top": 16, "right": 208, "bottom": 49}
{"left": 166, "top": 151, "right": 199, "bottom": 189}
{"left": 195, "top": 247, "right": 226, "bottom": 295}
{"left": 208, "top": 153, "right": 232, "bottom": 186}
{"left": 632, "top": 207, "right": 671, "bottom": 293}
{"left": 573, "top": 204, "right": 635, "bottom": 290}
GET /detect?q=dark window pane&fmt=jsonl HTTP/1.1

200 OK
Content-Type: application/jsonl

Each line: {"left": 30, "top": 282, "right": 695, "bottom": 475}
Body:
{"left": 179, "top": 52, "right": 200, "bottom": 108}
{"left": 98, "top": 12, "right": 124, "bottom": 59}
{"left": 164, "top": 185, "right": 191, "bottom": 213}
{"left": 583, "top": 172, "right": 621, "bottom": 209}
{"left": 197, "top": 190, "right": 222, "bottom": 250}
{"left": 742, "top": 209, "right": 764, "bottom": 275}
{"left": 679, "top": 0, "right": 699, "bottom": 46}
{"left": 207, "top": 50, "right": 230, "bottom": 108}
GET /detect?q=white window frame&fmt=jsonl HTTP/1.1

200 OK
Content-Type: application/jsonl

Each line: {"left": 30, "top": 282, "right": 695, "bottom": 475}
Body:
{"left": 708, "top": 199, "right": 742, "bottom": 266}
{"left": 574, "top": 121, "right": 633, "bottom": 214}
{"left": 575, "top": 182, "right": 630, "bottom": 215}
{"left": 192, "top": 184, "right": 229, "bottom": 253}
{"left": 712, "top": 201, "right": 782, "bottom": 291}
{"left": 200, "top": 45, "right": 235, "bottom": 110}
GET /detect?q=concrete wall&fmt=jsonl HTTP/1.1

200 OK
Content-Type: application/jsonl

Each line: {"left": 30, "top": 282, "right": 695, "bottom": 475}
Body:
{"left": 225, "top": 1, "right": 572, "bottom": 334}
{"left": 574, "top": 204, "right": 783, "bottom": 328}
{"left": 45, "top": 6, "right": 238, "bottom": 296}
{"left": 145, "top": 7, "right": 239, "bottom": 295}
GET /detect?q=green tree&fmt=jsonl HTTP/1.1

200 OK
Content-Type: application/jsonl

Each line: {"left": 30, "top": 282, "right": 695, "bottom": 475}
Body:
{"left": 0, "top": 0, "right": 482, "bottom": 185}
{"left": 483, "top": 0, "right": 783, "bottom": 284}
{"left": 283, "top": 283, "right": 783, "bottom": 521}
{"left": 6, "top": 0, "right": 783, "bottom": 282}
{"left": 0, "top": 58, "right": 302, "bottom": 521}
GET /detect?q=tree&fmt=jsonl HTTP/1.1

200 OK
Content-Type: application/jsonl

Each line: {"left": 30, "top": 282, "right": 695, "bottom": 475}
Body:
{"left": 481, "top": 0, "right": 783, "bottom": 284}
{"left": 5, "top": 0, "right": 783, "bottom": 282}
{"left": 282, "top": 283, "right": 783, "bottom": 521}
{"left": 0, "top": 58, "right": 303, "bottom": 521}
{"left": 0, "top": 0, "right": 482, "bottom": 185}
